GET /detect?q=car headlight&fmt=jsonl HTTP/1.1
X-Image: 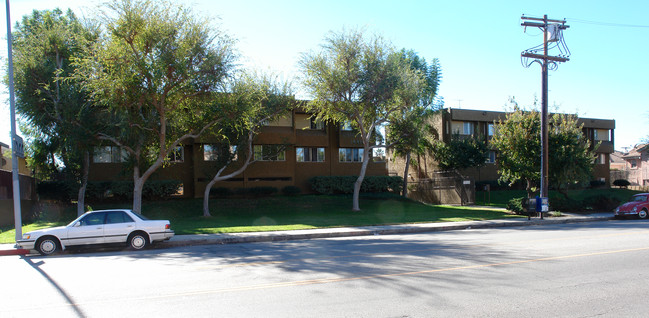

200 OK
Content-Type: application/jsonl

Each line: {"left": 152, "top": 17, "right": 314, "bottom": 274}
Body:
{"left": 22, "top": 233, "right": 31, "bottom": 240}
{"left": 615, "top": 207, "right": 619, "bottom": 213}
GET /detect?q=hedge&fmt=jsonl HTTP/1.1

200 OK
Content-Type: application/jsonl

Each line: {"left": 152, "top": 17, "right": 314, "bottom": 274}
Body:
{"left": 37, "top": 180, "right": 181, "bottom": 201}
{"left": 309, "top": 176, "right": 402, "bottom": 194}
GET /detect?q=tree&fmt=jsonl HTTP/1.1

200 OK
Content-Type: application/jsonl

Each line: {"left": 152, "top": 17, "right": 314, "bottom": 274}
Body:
{"left": 74, "top": 0, "right": 237, "bottom": 213}
{"left": 431, "top": 134, "right": 488, "bottom": 172}
{"left": 12, "top": 9, "right": 100, "bottom": 216}
{"left": 299, "top": 29, "right": 425, "bottom": 211}
{"left": 491, "top": 102, "right": 595, "bottom": 198}
{"left": 491, "top": 106, "right": 541, "bottom": 198}
{"left": 388, "top": 50, "right": 442, "bottom": 197}
{"left": 201, "top": 72, "right": 294, "bottom": 217}
{"left": 547, "top": 113, "right": 595, "bottom": 198}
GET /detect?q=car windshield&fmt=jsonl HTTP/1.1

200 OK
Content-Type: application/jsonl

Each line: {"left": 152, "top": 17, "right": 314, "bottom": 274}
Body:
{"left": 633, "top": 195, "right": 647, "bottom": 202}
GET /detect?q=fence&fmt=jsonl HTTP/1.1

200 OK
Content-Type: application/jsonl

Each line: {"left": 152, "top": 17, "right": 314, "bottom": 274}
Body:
{"left": 407, "top": 171, "right": 474, "bottom": 205}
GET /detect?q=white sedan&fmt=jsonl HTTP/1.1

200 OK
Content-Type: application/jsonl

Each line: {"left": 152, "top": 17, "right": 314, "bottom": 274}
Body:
{"left": 16, "top": 209, "right": 174, "bottom": 255}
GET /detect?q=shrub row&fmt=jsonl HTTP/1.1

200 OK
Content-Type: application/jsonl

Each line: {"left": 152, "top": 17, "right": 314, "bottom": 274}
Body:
{"left": 507, "top": 194, "right": 622, "bottom": 214}
{"left": 309, "top": 176, "right": 402, "bottom": 194}
{"left": 38, "top": 180, "right": 181, "bottom": 201}
{"left": 209, "top": 186, "right": 301, "bottom": 197}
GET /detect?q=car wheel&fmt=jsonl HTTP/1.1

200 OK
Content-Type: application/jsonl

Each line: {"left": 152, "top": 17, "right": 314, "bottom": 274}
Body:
{"left": 639, "top": 209, "right": 648, "bottom": 219}
{"left": 128, "top": 232, "right": 149, "bottom": 250}
{"left": 36, "top": 236, "right": 60, "bottom": 256}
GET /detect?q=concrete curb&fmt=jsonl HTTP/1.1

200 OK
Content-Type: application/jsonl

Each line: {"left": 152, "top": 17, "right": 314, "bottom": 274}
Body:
{"left": 159, "top": 214, "right": 613, "bottom": 248}
{"left": 0, "top": 214, "right": 613, "bottom": 256}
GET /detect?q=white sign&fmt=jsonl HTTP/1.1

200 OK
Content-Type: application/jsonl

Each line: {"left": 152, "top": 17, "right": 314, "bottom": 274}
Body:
{"left": 12, "top": 134, "right": 24, "bottom": 158}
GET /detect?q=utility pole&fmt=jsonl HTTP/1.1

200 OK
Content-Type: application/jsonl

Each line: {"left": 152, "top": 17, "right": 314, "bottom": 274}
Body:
{"left": 521, "top": 15, "right": 570, "bottom": 219}
{"left": 5, "top": 0, "right": 22, "bottom": 241}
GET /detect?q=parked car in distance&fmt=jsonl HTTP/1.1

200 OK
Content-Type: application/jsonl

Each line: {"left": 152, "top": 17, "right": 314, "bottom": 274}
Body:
{"left": 614, "top": 193, "right": 649, "bottom": 219}
{"left": 16, "top": 209, "right": 174, "bottom": 256}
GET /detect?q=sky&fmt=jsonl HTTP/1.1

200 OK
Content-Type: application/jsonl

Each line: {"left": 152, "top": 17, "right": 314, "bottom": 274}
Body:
{"left": 1, "top": 0, "right": 648, "bottom": 151}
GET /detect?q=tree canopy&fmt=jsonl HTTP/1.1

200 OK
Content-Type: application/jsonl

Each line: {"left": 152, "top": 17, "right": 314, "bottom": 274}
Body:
{"left": 12, "top": 8, "right": 100, "bottom": 215}
{"left": 300, "top": 29, "right": 426, "bottom": 211}
{"left": 74, "top": 0, "right": 237, "bottom": 212}
{"left": 431, "top": 134, "right": 488, "bottom": 172}
{"left": 491, "top": 103, "right": 595, "bottom": 198}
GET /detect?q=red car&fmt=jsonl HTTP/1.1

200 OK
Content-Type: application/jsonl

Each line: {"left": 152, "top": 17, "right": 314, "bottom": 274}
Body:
{"left": 615, "top": 193, "right": 649, "bottom": 219}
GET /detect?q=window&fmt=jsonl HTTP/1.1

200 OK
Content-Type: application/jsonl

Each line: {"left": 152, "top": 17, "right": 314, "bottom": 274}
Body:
{"left": 168, "top": 146, "right": 184, "bottom": 163}
{"left": 93, "top": 146, "right": 127, "bottom": 163}
{"left": 631, "top": 160, "right": 637, "bottom": 168}
{"left": 203, "top": 144, "right": 237, "bottom": 161}
{"left": 296, "top": 147, "right": 325, "bottom": 162}
{"left": 339, "top": 148, "right": 364, "bottom": 162}
{"left": 341, "top": 121, "right": 354, "bottom": 131}
{"left": 463, "top": 122, "right": 473, "bottom": 135}
{"left": 79, "top": 212, "right": 106, "bottom": 226}
{"left": 596, "top": 153, "right": 606, "bottom": 165}
{"left": 106, "top": 211, "right": 134, "bottom": 224}
{"left": 594, "top": 129, "right": 610, "bottom": 141}
{"left": 486, "top": 151, "right": 496, "bottom": 164}
{"left": 254, "top": 145, "right": 286, "bottom": 161}
{"left": 487, "top": 124, "right": 494, "bottom": 137}
{"left": 310, "top": 118, "right": 325, "bottom": 130}
{"left": 372, "top": 147, "right": 386, "bottom": 162}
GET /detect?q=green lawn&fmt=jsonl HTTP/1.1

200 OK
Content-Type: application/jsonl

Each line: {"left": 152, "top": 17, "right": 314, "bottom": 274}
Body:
{"left": 0, "top": 194, "right": 522, "bottom": 244}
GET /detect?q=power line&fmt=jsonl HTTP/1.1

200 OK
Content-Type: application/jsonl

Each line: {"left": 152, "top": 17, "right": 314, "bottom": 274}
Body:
{"left": 567, "top": 18, "right": 649, "bottom": 28}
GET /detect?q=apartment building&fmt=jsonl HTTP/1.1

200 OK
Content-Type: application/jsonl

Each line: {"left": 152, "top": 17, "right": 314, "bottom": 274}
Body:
{"left": 388, "top": 108, "right": 616, "bottom": 187}
{"left": 88, "top": 108, "right": 389, "bottom": 198}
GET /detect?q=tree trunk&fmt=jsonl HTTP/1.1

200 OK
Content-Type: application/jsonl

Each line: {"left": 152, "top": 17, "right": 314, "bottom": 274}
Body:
{"left": 352, "top": 148, "right": 371, "bottom": 211}
{"left": 76, "top": 150, "right": 90, "bottom": 217}
{"left": 132, "top": 166, "right": 144, "bottom": 213}
{"left": 203, "top": 178, "right": 218, "bottom": 217}
{"left": 402, "top": 151, "right": 411, "bottom": 197}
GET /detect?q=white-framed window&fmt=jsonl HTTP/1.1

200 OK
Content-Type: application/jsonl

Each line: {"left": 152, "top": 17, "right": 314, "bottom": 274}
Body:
{"left": 168, "top": 146, "right": 184, "bottom": 163}
{"left": 203, "top": 144, "right": 237, "bottom": 161}
{"left": 487, "top": 123, "right": 494, "bottom": 137}
{"left": 596, "top": 153, "right": 606, "bottom": 165}
{"left": 296, "top": 147, "right": 325, "bottom": 162}
{"left": 254, "top": 145, "right": 286, "bottom": 161}
{"left": 486, "top": 151, "right": 496, "bottom": 164}
{"left": 93, "top": 146, "right": 127, "bottom": 163}
{"left": 339, "top": 148, "right": 364, "bottom": 162}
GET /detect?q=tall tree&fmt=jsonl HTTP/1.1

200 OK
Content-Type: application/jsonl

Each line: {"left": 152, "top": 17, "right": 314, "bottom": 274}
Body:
{"left": 300, "top": 29, "right": 424, "bottom": 211}
{"left": 431, "top": 134, "right": 488, "bottom": 172}
{"left": 388, "top": 50, "right": 442, "bottom": 197}
{"left": 201, "top": 72, "right": 294, "bottom": 217}
{"left": 74, "top": 0, "right": 237, "bottom": 213}
{"left": 491, "top": 102, "right": 595, "bottom": 198}
{"left": 12, "top": 8, "right": 99, "bottom": 216}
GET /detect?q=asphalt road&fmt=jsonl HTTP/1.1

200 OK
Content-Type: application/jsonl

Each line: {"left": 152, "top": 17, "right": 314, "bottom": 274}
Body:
{"left": 3, "top": 219, "right": 649, "bottom": 317}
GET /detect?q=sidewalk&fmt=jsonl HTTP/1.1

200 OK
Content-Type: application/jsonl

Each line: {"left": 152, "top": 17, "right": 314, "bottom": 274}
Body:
{"left": 0, "top": 212, "right": 614, "bottom": 256}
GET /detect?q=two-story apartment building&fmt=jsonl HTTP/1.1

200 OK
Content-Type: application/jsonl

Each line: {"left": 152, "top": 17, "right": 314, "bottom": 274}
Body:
{"left": 88, "top": 108, "right": 388, "bottom": 198}
{"left": 388, "top": 108, "right": 616, "bottom": 187}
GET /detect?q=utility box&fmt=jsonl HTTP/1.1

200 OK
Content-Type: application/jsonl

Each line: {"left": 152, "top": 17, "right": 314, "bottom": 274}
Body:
{"left": 527, "top": 198, "right": 537, "bottom": 213}
{"left": 536, "top": 196, "right": 549, "bottom": 212}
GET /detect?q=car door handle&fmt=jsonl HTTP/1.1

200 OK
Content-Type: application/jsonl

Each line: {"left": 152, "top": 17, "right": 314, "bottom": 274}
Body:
{"left": 127, "top": 225, "right": 134, "bottom": 228}
{"left": 97, "top": 227, "right": 103, "bottom": 230}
